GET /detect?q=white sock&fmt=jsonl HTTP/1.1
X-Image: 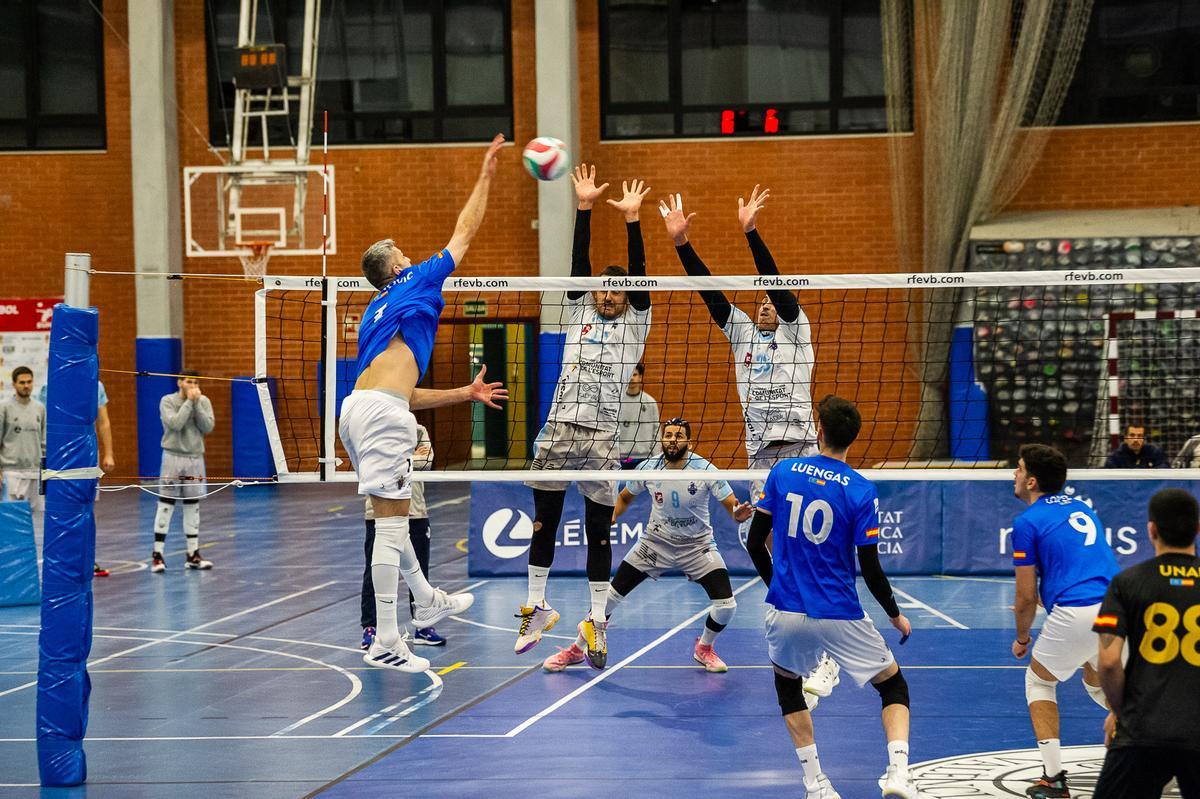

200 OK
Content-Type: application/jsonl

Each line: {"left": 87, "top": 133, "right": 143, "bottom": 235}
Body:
{"left": 182, "top": 503, "right": 200, "bottom": 555}
{"left": 604, "top": 586, "right": 624, "bottom": 619}
{"left": 588, "top": 581, "right": 609, "bottom": 622}
{"left": 372, "top": 566, "right": 401, "bottom": 648}
{"left": 526, "top": 566, "right": 549, "bottom": 608}
{"left": 700, "top": 622, "right": 719, "bottom": 646}
{"left": 796, "top": 744, "right": 822, "bottom": 786}
{"left": 375, "top": 516, "right": 434, "bottom": 607}
{"left": 887, "top": 739, "right": 909, "bottom": 772}
{"left": 153, "top": 502, "right": 174, "bottom": 554}
{"left": 1037, "top": 738, "right": 1061, "bottom": 776}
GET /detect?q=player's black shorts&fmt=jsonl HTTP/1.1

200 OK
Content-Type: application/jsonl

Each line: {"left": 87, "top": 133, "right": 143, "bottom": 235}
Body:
{"left": 1093, "top": 745, "right": 1200, "bottom": 799}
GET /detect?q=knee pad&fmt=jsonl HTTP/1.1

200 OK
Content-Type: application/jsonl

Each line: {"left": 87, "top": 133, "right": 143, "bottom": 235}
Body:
{"left": 1025, "top": 668, "right": 1058, "bottom": 705}
{"left": 372, "top": 515, "right": 411, "bottom": 569}
{"left": 872, "top": 669, "right": 911, "bottom": 709}
{"left": 182, "top": 502, "right": 200, "bottom": 536}
{"left": 708, "top": 596, "right": 737, "bottom": 627}
{"left": 1085, "top": 680, "right": 1108, "bottom": 710}
{"left": 775, "top": 668, "right": 808, "bottom": 716}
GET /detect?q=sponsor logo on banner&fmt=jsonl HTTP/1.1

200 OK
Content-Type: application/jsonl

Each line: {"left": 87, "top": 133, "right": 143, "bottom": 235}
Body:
{"left": 909, "top": 745, "right": 1181, "bottom": 798}
{"left": 481, "top": 507, "right": 643, "bottom": 559}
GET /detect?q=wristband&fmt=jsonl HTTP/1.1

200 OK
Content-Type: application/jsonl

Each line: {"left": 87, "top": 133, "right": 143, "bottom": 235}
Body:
{"left": 1016, "top": 637, "right": 1031, "bottom": 646}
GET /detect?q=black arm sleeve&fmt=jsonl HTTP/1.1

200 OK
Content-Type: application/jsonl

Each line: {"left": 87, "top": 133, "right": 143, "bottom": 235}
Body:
{"left": 746, "top": 229, "right": 800, "bottom": 324}
{"left": 747, "top": 511, "right": 774, "bottom": 586}
{"left": 567, "top": 209, "right": 591, "bottom": 301}
{"left": 675, "top": 242, "right": 732, "bottom": 328}
{"left": 626, "top": 220, "right": 650, "bottom": 311}
{"left": 857, "top": 544, "right": 901, "bottom": 618}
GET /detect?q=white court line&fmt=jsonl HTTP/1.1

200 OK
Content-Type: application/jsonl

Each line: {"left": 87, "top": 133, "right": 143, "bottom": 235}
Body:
{"left": 891, "top": 586, "right": 969, "bottom": 630}
{"left": 503, "top": 577, "right": 763, "bottom": 738}
{"left": 425, "top": 495, "right": 470, "bottom": 511}
{"left": 330, "top": 671, "right": 445, "bottom": 738}
{"left": 0, "top": 581, "right": 337, "bottom": 699}
{"left": 448, "top": 614, "right": 575, "bottom": 641}
{"left": 458, "top": 579, "right": 490, "bottom": 593}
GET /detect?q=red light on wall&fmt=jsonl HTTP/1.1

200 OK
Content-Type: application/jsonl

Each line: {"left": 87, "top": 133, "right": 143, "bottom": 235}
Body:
{"left": 764, "top": 108, "right": 779, "bottom": 134}
{"left": 721, "top": 109, "right": 735, "bottom": 135}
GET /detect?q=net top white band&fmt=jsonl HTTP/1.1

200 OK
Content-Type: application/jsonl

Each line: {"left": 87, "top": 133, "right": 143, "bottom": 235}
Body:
{"left": 263, "top": 266, "right": 1200, "bottom": 293}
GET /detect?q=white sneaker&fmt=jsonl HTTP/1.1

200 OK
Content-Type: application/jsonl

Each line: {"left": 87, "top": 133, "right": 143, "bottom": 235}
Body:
{"left": 806, "top": 773, "right": 841, "bottom": 799}
{"left": 363, "top": 636, "right": 430, "bottom": 674}
{"left": 514, "top": 603, "right": 561, "bottom": 654}
{"left": 880, "top": 765, "right": 919, "bottom": 799}
{"left": 804, "top": 652, "right": 841, "bottom": 698}
{"left": 412, "top": 588, "right": 474, "bottom": 629}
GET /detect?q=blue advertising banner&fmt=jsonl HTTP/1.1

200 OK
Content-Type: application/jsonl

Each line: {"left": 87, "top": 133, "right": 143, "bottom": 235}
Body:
{"left": 468, "top": 478, "right": 944, "bottom": 577}
{"left": 941, "top": 478, "right": 1200, "bottom": 575}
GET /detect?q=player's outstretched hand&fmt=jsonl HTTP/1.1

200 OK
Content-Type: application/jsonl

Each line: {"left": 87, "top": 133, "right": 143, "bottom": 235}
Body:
{"left": 737, "top": 184, "right": 770, "bottom": 232}
{"left": 606, "top": 179, "right": 651, "bottom": 222}
{"left": 469, "top": 364, "right": 510, "bottom": 409}
{"left": 1012, "top": 637, "right": 1031, "bottom": 659}
{"left": 480, "top": 134, "right": 505, "bottom": 178}
{"left": 658, "top": 193, "right": 696, "bottom": 246}
{"left": 732, "top": 500, "right": 754, "bottom": 523}
{"left": 571, "top": 164, "right": 609, "bottom": 209}
{"left": 890, "top": 613, "right": 912, "bottom": 639}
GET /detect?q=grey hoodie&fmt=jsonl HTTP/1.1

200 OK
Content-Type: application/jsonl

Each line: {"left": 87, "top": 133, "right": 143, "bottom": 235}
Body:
{"left": 160, "top": 392, "right": 215, "bottom": 456}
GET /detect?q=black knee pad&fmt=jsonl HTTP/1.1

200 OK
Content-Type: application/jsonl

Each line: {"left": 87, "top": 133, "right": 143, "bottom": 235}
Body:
{"left": 183, "top": 498, "right": 200, "bottom": 506}
{"left": 872, "top": 669, "right": 910, "bottom": 709}
{"left": 774, "top": 667, "right": 808, "bottom": 716}
{"left": 158, "top": 497, "right": 177, "bottom": 506}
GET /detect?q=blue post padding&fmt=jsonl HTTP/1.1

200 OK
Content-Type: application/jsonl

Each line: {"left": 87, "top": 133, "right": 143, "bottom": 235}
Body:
{"left": 536, "top": 331, "right": 566, "bottom": 432}
{"left": 232, "top": 376, "right": 278, "bottom": 479}
{"left": 135, "top": 337, "right": 181, "bottom": 480}
{"left": 949, "top": 324, "right": 990, "bottom": 460}
{"left": 37, "top": 303, "right": 98, "bottom": 787}
{"left": 0, "top": 502, "right": 40, "bottom": 606}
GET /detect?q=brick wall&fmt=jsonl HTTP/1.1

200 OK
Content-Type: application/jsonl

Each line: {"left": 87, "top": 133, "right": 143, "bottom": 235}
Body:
{"left": 1, "top": 1, "right": 1198, "bottom": 476}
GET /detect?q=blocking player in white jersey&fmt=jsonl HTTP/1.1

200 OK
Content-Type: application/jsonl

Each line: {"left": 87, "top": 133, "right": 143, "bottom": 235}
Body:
{"left": 542, "top": 418, "right": 753, "bottom": 674}
{"left": 517, "top": 166, "right": 653, "bottom": 669}
{"left": 660, "top": 186, "right": 839, "bottom": 698}
{"left": 341, "top": 135, "right": 508, "bottom": 674}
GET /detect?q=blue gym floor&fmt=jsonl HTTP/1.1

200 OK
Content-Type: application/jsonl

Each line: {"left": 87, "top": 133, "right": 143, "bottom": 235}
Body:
{"left": 0, "top": 485, "right": 1131, "bottom": 798}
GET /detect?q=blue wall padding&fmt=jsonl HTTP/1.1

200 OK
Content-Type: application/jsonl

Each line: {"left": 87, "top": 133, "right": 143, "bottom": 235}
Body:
{"left": 536, "top": 331, "right": 566, "bottom": 432}
{"left": 0, "top": 502, "right": 40, "bottom": 606}
{"left": 37, "top": 303, "right": 98, "bottom": 787}
{"left": 948, "top": 324, "right": 990, "bottom": 460}
{"left": 232, "top": 377, "right": 277, "bottom": 478}
{"left": 135, "top": 337, "right": 182, "bottom": 479}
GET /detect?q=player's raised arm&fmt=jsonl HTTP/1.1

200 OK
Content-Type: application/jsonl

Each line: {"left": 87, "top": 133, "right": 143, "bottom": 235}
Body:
{"left": 410, "top": 364, "right": 509, "bottom": 411}
{"left": 567, "top": 164, "right": 609, "bottom": 301}
{"left": 606, "top": 179, "right": 652, "bottom": 310}
{"left": 660, "top": 193, "right": 733, "bottom": 328}
{"left": 739, "top": 185, "right": 801, "bottom": 324}
{"left": 445, "top": 134, "right": 505, "bottom": 266}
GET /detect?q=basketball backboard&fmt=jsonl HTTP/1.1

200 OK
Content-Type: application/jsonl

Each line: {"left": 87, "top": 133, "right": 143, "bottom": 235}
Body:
{"left": 183, "top": 163, "right": 336, "bottom": 258}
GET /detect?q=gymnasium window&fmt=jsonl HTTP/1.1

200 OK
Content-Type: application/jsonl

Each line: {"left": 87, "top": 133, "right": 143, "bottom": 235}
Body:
{"left": 204, "top": 0, "right": 513, "bottom": 147}
{"left": 600, "top": 0, "right": 892, "bottom": 140}
{"left": 0, "top": 0, "right": 106, "bottom": 151}
{"left": 1056, "top": 0, "right": 1200, "bottom": 126}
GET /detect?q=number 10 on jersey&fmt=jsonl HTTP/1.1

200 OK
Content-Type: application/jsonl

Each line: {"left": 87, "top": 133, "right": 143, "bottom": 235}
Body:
{"left": 786, "top": 492, "right": 834, "bottom": 544}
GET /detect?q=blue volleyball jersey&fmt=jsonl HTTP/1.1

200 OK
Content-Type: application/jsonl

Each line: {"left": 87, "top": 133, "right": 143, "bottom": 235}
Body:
{"left": 758, "top": 455, "right": 880, "bottom": 620}
{"left": 1011, "top": 494, "right": 1119, "bottom": 609}
{"left": 355, "top": 250, "right": 456, "bottom": 381}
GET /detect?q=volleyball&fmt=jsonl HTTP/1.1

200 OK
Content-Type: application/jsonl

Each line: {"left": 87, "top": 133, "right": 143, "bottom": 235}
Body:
{"left": 522, "top": 136, "right": 570, "bottom": 181}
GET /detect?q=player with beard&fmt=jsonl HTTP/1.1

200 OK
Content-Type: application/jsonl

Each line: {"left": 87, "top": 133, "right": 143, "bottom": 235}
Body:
{"left": 516, "top": 166, "right": 653, "bottom": 669}
{"left": 541, "top": 418, "right": 752, "bottom": 673}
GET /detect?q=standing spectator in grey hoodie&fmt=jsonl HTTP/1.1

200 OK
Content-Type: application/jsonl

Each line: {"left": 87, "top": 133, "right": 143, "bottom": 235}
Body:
{"left": 151, "top": 370, "right": 215, "bottom": 572}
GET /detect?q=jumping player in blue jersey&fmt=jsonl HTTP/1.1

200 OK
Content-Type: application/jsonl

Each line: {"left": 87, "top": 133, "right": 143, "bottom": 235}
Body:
{"left": 1010, "top": 443, "right": 1119, "bottom": 799}
{"left": 746, "top": 395, "right": 917, "bottom": 799}
{"left": 340, "top": 134, "right": 509, "bottom": 675}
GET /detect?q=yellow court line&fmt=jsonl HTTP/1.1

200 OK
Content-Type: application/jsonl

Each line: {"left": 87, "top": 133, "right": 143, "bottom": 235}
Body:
{"left": 327, "top": 505, "right": 345, "bottom": 513}
{"left": 454, "top": 538, "right": 468, "bottom": 554}
{"left": 437, "top": 661, "right": 467, "bottom": 676}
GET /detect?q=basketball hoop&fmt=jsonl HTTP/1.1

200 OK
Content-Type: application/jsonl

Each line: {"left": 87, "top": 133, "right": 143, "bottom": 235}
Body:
{"left": 236, "top": 241, "right": 274, "bottom": 279}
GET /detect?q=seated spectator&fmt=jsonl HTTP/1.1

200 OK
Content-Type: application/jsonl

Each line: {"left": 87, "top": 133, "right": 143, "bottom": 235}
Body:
{"left": 1174, "top": 433, "right": 1200, "bottom": 469}
{"left": 1105, "top": 425, "right": 1169, "bottom": 468}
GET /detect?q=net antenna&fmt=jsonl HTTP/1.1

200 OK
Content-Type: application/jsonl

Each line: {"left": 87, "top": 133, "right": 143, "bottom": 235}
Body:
{"left": 184, "top": 0, "right": 335, "bottom": 269}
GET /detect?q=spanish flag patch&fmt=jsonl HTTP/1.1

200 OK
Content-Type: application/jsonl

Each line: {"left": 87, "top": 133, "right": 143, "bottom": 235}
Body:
{"left": 1013, "top": 551, "right": 1027, "bottom": 559}
{"left": 1094, "top": 615, "right": 1118, "bottom": 627}
{"left": 865, "top": 528, "right": 880, "bottom": 538}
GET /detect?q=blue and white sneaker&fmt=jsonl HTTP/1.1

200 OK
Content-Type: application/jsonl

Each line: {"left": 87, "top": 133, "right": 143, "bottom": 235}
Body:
{"left": 360, "top": 626, "right": 376, "bottom": 650}
{"left": 363, "top": 636, "right": 430, "bottom": 674}
{"left": 412, "top": 627, "right": 447, "bottom": 646}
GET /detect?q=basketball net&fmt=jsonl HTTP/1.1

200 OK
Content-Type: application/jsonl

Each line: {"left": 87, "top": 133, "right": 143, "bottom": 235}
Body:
{"left": 237, "top": 241, "right": 273, "bottom": 280}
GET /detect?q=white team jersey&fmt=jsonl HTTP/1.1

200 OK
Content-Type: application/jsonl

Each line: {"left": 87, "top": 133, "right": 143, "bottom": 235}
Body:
{"left": 623, "top": 452, "right": 733, "bottom": 540}
{"left": 722, "top": 305, "right": 816, "bottom": 457}
{"left": 548, "top": 296, "right": 651, "bottom": 432}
